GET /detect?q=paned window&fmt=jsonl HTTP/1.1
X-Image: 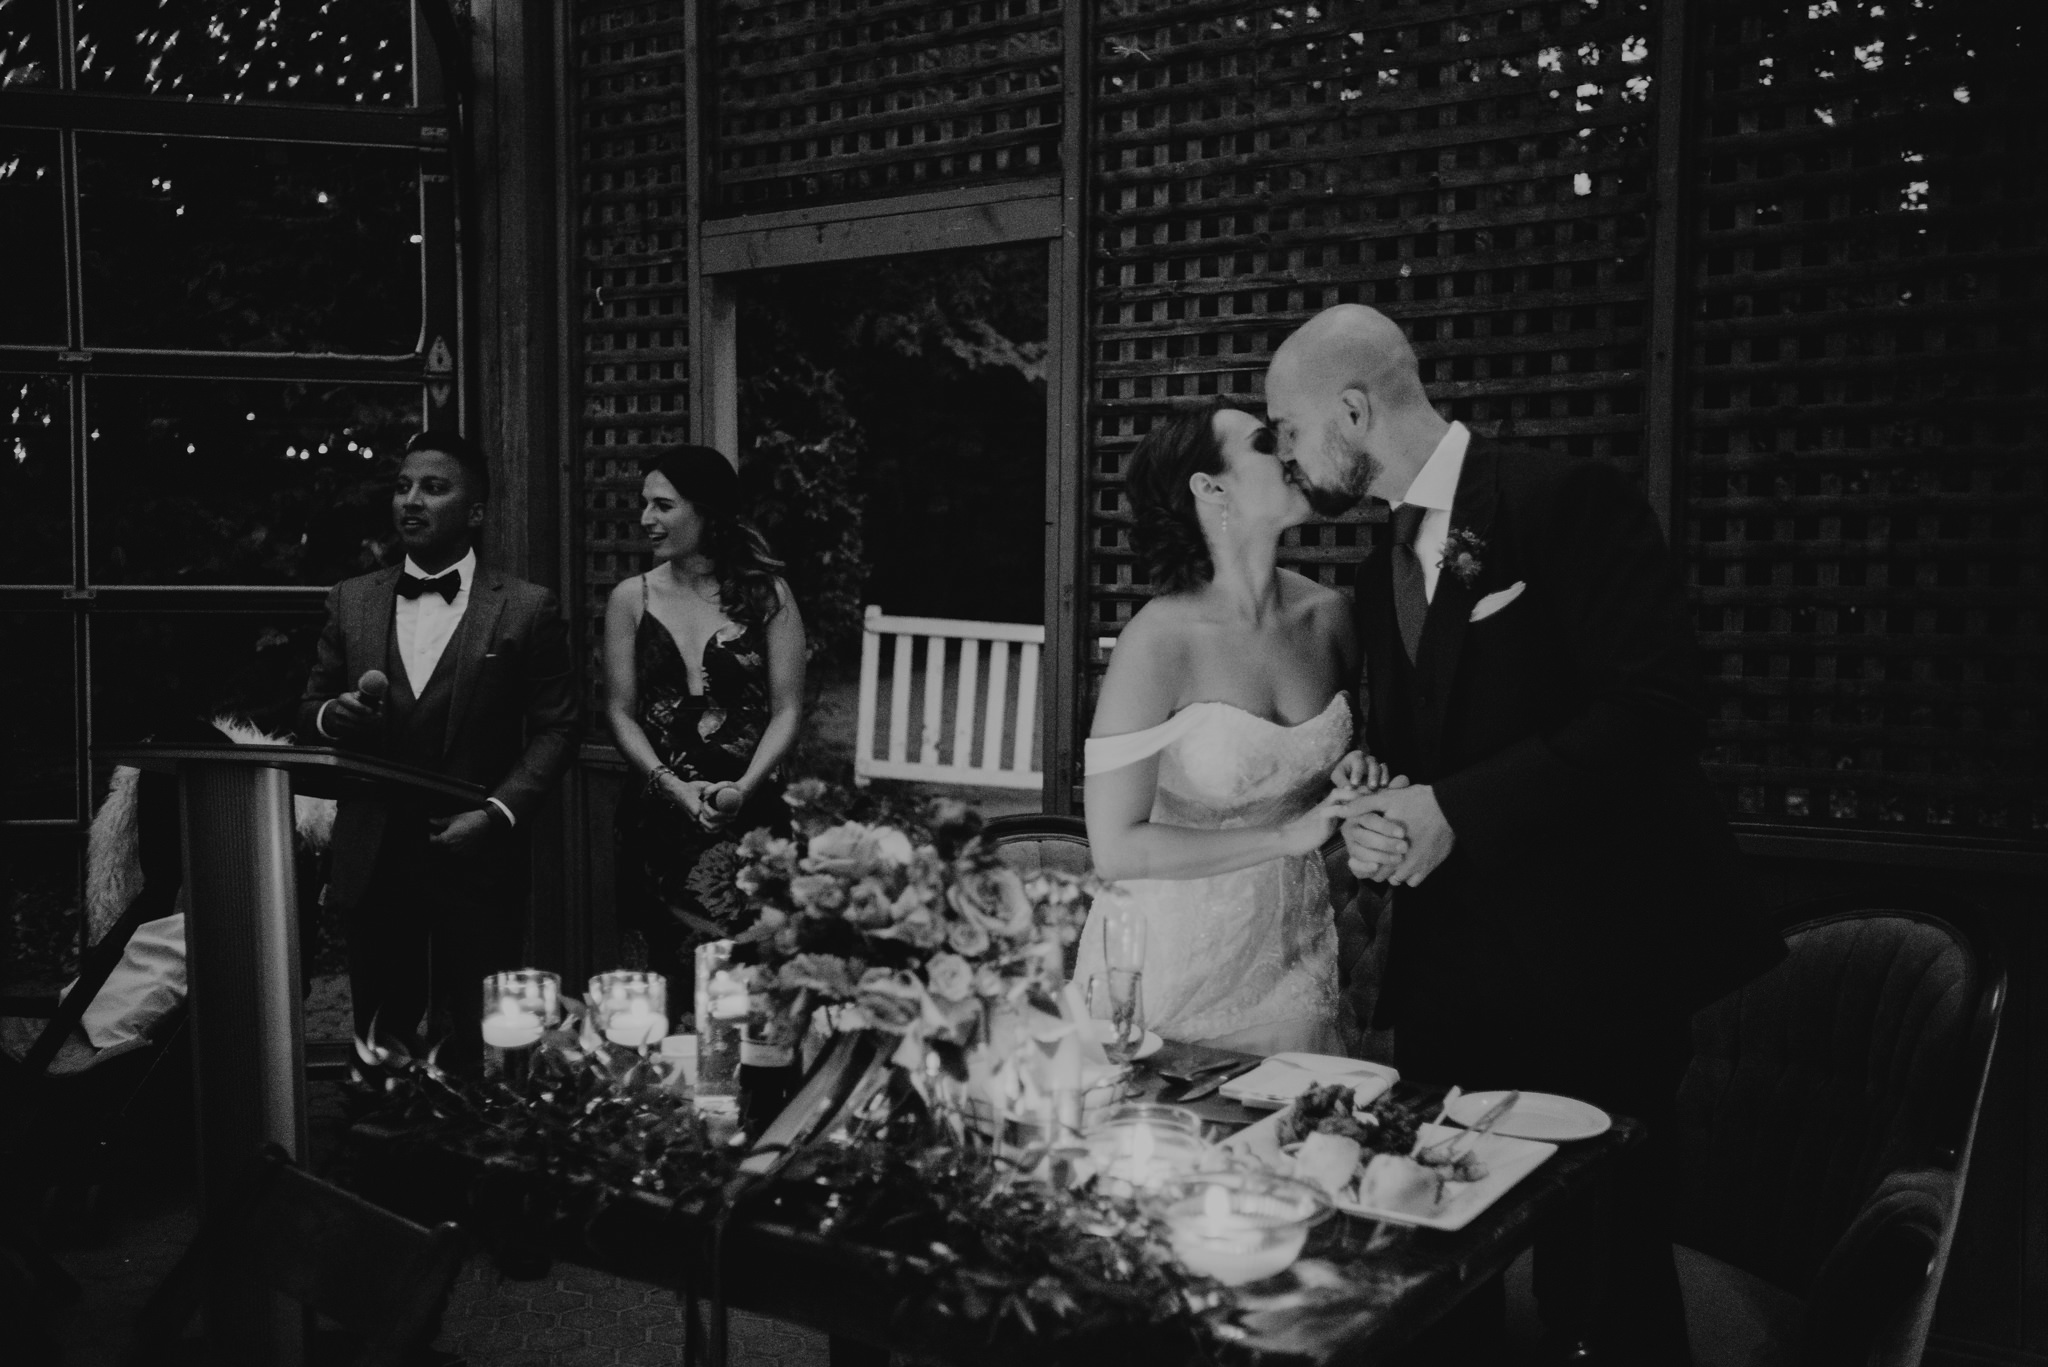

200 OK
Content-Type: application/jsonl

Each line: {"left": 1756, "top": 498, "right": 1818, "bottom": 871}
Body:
{"left": 0, "top": 0, "right": 460, "bottom": 964}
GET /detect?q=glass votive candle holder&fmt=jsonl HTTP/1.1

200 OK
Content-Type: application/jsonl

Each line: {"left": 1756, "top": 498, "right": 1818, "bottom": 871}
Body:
{"left": 587, "top": 970, "right": 668, "bottom": 1049}
{"left": 480, "top": 970, "right": 559, "bottom": 1050}
{"left": 1157, "top": 1171, "right": 1332, "bottom": 1286}
{"left": 1083, "top": 1117, "right": 1209, "bottom": 1197}
{"left": 659, "top": 1033, "right": 699, "bottom": 1091}
{"left": 694, "top": 941, "right": 742, "bottom": 1098}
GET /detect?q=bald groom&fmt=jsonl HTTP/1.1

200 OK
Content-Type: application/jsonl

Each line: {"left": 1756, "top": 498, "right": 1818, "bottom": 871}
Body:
{"left": 1265, "top": 306, "right": 1783, "bottom": 1362}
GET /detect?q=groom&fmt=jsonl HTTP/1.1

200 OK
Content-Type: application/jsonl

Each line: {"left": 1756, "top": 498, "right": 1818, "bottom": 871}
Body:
{"left": 1266, "top": 306, "right": 1782, "bottom": 1361}
{"left": 300, "top": 431, "right": 579, "bottom": 1069}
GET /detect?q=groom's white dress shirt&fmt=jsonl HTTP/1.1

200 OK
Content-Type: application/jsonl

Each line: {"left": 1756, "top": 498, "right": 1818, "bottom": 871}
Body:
{"left": 1392, "top": 420, "right": 1471, "bottom": 604}
{"left": 394, "top": 548, "right": 476, "bottom": 696}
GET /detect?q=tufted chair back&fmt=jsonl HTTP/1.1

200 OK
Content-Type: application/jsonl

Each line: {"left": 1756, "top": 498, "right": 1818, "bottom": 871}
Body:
{"left": 983, "top": 815, "right": 1093, "bottom": 977}
{"left": 1675, "top": 907, "right": 2003, "bottom": 1365}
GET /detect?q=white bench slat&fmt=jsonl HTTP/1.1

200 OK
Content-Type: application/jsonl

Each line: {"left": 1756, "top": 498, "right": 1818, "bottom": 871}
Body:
{"left": 952, "top": 639, "right": 980, "bottom": 770}
{"left": 981, "top": 640, "right": 1010, "bottom": 776}
{"left": 886, "top": 631, "right": 914, "bottom": 765}
{"left": 920, "top": 634, "right": 945, "bottom": 766}
{"left": 856, "top": 618, "right": 881, "bottom": 770}
{"left": 1011, "top": 642, "right": 1039, "bottom": 778}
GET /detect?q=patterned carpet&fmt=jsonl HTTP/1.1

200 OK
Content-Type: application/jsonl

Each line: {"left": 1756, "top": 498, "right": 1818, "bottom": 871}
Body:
{"left": 439, "top": 1263, "right": 827, "bottom": 1367}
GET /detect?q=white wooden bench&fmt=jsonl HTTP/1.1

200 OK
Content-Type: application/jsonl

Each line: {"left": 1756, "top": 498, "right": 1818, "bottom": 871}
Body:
{"left": 854, "top": 607, "right": 1044, "bottom": 791}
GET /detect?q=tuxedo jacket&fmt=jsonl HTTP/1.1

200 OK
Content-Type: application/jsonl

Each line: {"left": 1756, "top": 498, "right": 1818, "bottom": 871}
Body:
{"left": 1356, "top": 439, "right": 1783, "bottom": 1048}
{"left": 298, "top": 563, "right": 580, "bottom": 909}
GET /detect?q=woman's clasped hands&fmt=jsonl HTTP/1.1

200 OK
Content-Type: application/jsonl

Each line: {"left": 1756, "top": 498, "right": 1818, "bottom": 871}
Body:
{"left": 656, "top": 772, "right": 748, "bottom": 832}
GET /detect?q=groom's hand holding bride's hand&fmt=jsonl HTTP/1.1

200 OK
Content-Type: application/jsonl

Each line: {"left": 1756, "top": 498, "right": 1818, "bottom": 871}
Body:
{"left": 1343, "top": 783, "right": 1454, "bottom": 886}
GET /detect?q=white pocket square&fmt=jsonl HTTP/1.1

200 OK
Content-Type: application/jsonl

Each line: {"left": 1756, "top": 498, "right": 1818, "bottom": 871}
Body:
{"left": 1468, "top": 581, "right": 1526, "bottom": 622}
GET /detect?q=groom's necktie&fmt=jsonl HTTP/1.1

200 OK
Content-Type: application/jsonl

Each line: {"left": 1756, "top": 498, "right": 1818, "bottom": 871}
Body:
{"left": 1390, "top": 503, "right": 1429, "bottom": 664}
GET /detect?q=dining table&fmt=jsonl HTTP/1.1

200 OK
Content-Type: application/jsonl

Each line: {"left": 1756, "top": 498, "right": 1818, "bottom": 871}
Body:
{"left": 344, "top": 1037, "right": 1643, "bottom": 1365}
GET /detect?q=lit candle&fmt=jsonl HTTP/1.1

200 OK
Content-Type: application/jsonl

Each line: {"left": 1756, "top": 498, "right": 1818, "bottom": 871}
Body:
{"left": 481, "top": 999, "right": 544, "bottom": 1050}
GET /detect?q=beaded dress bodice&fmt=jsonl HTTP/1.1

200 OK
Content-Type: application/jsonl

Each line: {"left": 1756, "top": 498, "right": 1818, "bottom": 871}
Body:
{"left": 1074, "top": 694, "right": 1350, "bottom": 1047}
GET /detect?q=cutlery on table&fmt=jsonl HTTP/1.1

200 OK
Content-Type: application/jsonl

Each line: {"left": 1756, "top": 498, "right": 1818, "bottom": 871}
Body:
{"left": 1156, "top": 1056, "right": 1248, "bottom": 1084}
{"left": 1422, "top": 1089, "right": 1520, "bottom": 1161}
{"left": 1433, "top": 1085, "right": 1463, "bottom": 1127}
{"left": 1165, "top": 1061, "right": 1261, "bottom": 1103}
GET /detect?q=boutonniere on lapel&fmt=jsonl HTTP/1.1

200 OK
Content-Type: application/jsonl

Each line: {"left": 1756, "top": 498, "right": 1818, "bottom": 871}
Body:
{"left": 1439, "top": 526, "right": 1487, "bottom": 589}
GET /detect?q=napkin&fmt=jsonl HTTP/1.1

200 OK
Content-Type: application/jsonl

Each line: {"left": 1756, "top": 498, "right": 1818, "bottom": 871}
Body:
{"left": 1219, "top": 1053, "right": 1398, "bottom": 1107}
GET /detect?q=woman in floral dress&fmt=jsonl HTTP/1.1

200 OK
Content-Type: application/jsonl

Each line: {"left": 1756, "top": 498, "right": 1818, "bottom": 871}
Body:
{"left": 604, "top": 445, "right": 806, "bottom": 995}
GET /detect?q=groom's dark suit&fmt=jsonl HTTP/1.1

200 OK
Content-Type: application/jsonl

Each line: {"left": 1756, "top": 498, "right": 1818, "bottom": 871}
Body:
{"left": 300, "top": 563, "right": 578, "bottom": 1061}
{"left": 1359, "top": 436, "right": 1779, "bottom": 1064}
{"left": 1357, "top": 436, "right": 1782, "bottom": 1356}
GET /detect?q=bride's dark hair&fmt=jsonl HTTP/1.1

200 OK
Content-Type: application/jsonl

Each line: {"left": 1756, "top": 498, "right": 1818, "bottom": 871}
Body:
{"left": 643, "top": 444, "right": 786, "bottom": 628}
{"left": 1126, "top": 402, "right": 1235, "bottom": 594}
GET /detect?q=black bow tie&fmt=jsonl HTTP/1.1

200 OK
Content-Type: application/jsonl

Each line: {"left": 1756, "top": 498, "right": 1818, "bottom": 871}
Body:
{"left": 397, "top": 570, "right": 460, "bottom": 603}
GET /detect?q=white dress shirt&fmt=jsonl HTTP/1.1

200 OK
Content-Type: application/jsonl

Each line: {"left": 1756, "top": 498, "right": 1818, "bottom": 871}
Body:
{"left": 1391, "top": 421, "right": 1471, "bottom": 603}
{"left": 394, "top": 548, "right": 476, "bottom": 697}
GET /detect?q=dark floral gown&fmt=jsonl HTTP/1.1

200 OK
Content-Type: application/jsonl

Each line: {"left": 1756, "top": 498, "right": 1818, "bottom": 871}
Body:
{"left": 616, "top": 583, "right": 786, "bottom": 997}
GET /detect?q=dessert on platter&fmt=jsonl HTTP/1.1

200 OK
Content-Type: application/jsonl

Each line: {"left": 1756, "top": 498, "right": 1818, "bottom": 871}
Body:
{"left": 1223, "top": 1083, "right": 1558, "bottom": 1232}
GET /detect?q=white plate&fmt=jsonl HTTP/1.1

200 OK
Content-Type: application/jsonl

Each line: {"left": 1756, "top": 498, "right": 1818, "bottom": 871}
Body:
{"left": 1085, "top": 1021, "right": 1163, "bottom": 1060}
{"left": 1223, "top": 1111, "right": 1557, "bottom": 1232}
{"left": 1445, "top": 1090, "right": 1611, "bottom": 1142}
{"left": 1217, "top": 1052, "right": 1399, "bottom": 1109}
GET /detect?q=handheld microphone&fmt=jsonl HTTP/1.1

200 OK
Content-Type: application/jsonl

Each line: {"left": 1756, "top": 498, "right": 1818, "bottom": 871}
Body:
{"left": 711, "top": 784, "right": 746, "bottom": 815}
{"left": 357, "top": 669, "right": 389, "bottom": 708}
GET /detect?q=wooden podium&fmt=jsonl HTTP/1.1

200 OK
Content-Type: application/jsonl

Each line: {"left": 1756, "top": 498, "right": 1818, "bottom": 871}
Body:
{"left": 102, "top": 743, "right": 484, "bottom": 1366}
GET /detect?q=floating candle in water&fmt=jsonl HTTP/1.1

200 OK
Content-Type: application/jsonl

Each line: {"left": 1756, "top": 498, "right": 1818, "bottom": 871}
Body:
{"left": 1163, "top": 1176, "right": 1323, "bottom": 1286}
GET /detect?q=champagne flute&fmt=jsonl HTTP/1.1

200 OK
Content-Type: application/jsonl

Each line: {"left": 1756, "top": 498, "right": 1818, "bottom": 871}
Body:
{"left": 1098, "top": 885, "right": 1147, "bottom": 973}
{"left": 1087, "top": 968, "right": 1146, "bottom": 1064}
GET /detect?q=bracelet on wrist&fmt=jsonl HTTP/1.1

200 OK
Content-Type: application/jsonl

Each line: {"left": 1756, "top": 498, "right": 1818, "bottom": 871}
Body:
{"left": 646, "top": 765, "right": 676, "bottom": 800}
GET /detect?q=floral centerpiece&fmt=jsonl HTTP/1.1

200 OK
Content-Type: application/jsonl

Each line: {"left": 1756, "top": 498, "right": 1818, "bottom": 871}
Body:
{"left": 713, "top": 782, "right": 1107, "bottom": 1133}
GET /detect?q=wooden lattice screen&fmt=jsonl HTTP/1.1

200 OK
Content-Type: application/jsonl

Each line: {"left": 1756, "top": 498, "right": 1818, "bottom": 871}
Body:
{"left": 707, "top": 0, "right": 1068, "bottom": 214}
{"left": 1686, "top": 0, "right": 2045, "bottom": 840}
{"left": 1085, "top": 0, "right": 1663, "bottom": 639}
{"left": 575, "top": 2, "right": 695, "bottom": 680}
{"left": 561, "top": 0, "right": 2043, "bottom": 845}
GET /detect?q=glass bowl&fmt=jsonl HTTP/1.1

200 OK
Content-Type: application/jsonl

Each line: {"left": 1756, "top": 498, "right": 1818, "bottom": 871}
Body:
{"left": 1082, "top": 1116, "right": 1211, "bottom": 1196}
{"left": 1155, "top": 1169, "right": 1334, "bottom": 1286}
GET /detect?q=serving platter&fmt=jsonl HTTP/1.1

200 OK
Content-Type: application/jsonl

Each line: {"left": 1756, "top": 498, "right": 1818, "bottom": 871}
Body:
{"left": 1223, "top": 1109, "right": 1557, "bottom": 1232}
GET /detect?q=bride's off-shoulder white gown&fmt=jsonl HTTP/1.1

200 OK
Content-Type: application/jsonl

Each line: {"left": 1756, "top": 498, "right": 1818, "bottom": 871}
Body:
{"left": 1075, "top": 693, "right": 1352, "bottom": 1057}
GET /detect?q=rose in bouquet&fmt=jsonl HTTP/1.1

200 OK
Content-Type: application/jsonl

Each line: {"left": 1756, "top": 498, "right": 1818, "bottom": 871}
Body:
{"left": 713, "top": 785, "right": 1098, "bottom": 1075}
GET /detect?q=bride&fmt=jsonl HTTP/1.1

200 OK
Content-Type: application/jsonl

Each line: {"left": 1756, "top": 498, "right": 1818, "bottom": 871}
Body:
{"left": 1077, "top": 403, "right": 1409, "bottom": 1056}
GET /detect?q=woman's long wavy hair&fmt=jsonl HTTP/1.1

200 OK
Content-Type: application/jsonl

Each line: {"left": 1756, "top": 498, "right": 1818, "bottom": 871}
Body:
{"left": 644, "top": 445, "right": 786, "bottom": 628}
{"left": 1125, "top": 402, "right": 1235, "bottom": 594}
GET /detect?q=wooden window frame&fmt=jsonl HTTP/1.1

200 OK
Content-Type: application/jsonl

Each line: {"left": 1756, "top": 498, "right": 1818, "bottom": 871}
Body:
{"left": 675, "top": 3, "right": 1089, "bottom": 815}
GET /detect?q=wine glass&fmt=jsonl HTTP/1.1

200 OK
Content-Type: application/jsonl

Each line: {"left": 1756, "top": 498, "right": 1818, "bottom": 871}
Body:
{"left": 1087, "top": 968, "right": 1146, "bottom": 1064}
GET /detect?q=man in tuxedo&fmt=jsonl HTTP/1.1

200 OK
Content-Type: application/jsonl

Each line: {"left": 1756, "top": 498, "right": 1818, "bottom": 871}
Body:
{"left": 300, "top": 431, "right": 578, "bottom": 1068}
{"left": 1265, "top": 306, "right": 1783, "bottom": 1362}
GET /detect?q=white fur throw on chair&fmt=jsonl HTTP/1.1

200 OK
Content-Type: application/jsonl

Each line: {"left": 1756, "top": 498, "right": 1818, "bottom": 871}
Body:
{"left": 67, "top": 717, "right": 335, "bottom": 1050}
{"left": 83, "top": 716, "right": 334, "bottom": 945}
